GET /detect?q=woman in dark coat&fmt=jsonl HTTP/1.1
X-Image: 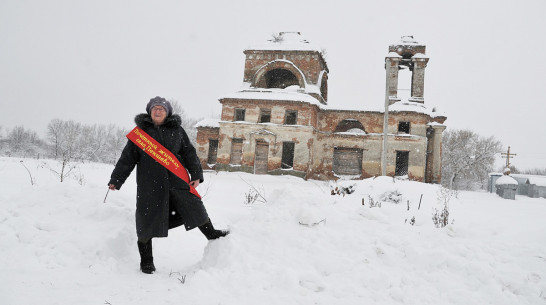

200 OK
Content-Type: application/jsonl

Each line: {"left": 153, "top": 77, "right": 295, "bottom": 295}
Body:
{"left": 108, "top": 97, "right": 228, "bottom": 274}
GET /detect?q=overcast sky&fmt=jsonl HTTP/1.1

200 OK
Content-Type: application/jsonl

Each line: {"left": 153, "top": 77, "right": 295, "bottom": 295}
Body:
{"left": 1, "top": 0, "right": 545, "bottom": 170}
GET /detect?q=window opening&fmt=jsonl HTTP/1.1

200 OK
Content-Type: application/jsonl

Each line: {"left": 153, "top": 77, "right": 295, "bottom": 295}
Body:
{"left": 333, "top": 147, "right": 363, "bottom": 176}
{"left": 259, "top": 109, "right": 271, "bottom": 123}
{"left": 335, "top": 119, "right": 366, "bottom": 133}
{"left": 285, "top": 110, "right": 298, "bottom": 125}
{"left": 234, "top": 109, "right": 246, "bottom": 121}
{"left": 265, "top": 69, "right": 299, "bottom": 89}
{"left": 398, "top": 121, "right": 410, "bottom": 134}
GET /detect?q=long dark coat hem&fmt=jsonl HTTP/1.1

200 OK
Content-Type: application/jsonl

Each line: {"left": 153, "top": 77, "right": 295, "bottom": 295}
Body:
{"left": 108, "top": 113, "right": 208, "bottom": 239}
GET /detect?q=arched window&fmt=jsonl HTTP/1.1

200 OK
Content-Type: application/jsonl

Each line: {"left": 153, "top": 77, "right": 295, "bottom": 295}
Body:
{"left": 265, "top": 69, "right": 299, "bottom": 89}
{"left": 335, "top": 119, "right": 366, "bottom": 134}
{"left": 320, "top": 73, "right": 328, "bottom": 102}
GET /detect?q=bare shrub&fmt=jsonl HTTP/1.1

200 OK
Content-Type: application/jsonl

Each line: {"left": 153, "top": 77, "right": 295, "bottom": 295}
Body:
{"left": 432, "top": 187, "right": 455, "bottom": 228}
{"left": 239, "top": 175, "right": 267, "bottom": 204}
{"left": 365, "top": 195, "right": 381, "bottom": 208}
{"left": 244, "top": 188, "right": 262, "bottom": 205}
{"left": 432, "top": 204, "right": 449, "bottom": 228}
{"left": 19, "top": 160, "right": 36, "bottom": 185}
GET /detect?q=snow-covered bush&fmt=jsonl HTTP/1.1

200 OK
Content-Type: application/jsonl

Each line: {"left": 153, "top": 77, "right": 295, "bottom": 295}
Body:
{"left": 379, "top": 190, "right": 403, "bottom": 204}
{"left": 442, "top": 129, "right": 502, "bottom": 191}
{"left": 330, "top": 184, "right": 356, "bottom": 196}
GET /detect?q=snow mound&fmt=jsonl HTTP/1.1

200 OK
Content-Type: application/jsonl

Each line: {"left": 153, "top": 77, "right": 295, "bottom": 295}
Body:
{"left": 495, "top": 175, "right": 518, "bottom": 185}
{"left": 2, "top": 157, "right": 546, "bottom": 305}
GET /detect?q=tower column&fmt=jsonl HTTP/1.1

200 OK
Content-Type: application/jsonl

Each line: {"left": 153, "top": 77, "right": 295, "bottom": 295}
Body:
{"left": 385, "top": 53, "right": 401, "bottom": 106}
{"left": 410, "top": 55, "right": 429, "bottom": 103}
{"left": 382, "top": 53, "right": 402, "bottom": 176}
{"left": 428, "top": 124, "right": 446, "bottom": 183}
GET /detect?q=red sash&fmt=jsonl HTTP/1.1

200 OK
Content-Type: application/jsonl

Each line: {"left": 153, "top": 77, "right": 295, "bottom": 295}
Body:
{"left": 126, "top": 126, "right": 201, "bottom": 199}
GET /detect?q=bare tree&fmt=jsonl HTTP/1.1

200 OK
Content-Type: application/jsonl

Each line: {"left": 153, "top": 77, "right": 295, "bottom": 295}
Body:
{"left": 46, "top": 119, "right": 129, "bottom": 166}
{"left": 0, "top": 125, "right": 5, "bottom": 153}
{"left": 105, "top": 124, "right": 129, "bottom": 164}
{"left": 169, "top": 99, "right": 202, "bottom": 145}
{"left": 80, "top": 124, "right": 109, "bottom": 162}
{"left": 43, "top": 120, "right": 83, "bottom": 181}
{"left": 6, "top": 126, "right": 46, "bottom": 158}
{"left": 47, "top": 119, "right": 64, "bottom": 159}
{"left": 520, "top": 167, "right": 546, "bottom": 175}
{"left": 441, "top": 129, "right": 502, "bottom": 190}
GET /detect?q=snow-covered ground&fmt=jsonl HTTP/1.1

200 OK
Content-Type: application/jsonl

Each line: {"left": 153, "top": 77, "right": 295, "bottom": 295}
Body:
{"left": 1, "top": 157, "right": 545, "bottom": 305}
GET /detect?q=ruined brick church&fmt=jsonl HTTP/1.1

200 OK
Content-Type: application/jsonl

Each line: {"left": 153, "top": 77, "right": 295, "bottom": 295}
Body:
{"left": 195, "top": 32, "right": 447, "bottom": 183}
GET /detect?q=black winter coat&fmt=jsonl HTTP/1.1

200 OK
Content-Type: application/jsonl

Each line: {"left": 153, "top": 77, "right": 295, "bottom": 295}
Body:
{"left": 109, "top": 114, "right": 209, "bottom": 239}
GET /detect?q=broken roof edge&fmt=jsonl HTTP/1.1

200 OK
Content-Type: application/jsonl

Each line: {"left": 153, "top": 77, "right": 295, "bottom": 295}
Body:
{"left": 412, "top": 53, "right": 428, "bottom": 59}
{"left": 245, "top": 32, "right": 323, "bottom": 53}
{"left": 391, "top": 35, "right": 425, "bottom": 46}
{"left": 195, "top": 118, "right": 220, "bottom": 128}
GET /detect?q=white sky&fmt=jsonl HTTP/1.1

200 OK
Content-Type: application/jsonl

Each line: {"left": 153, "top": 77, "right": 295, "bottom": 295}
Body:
{"left": 1, "top": 0, "right": 545, "bottom": 170}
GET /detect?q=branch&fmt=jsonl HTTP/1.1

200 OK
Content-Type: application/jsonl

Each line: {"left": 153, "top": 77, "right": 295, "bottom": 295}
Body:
{"left": 238, "top": 175, "right": 267, "bottom": 203}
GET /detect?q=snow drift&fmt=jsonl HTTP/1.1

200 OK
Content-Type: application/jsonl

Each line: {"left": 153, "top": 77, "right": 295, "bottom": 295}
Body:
{"left": 1, "top": 157, "right": 545, "bottom": 305}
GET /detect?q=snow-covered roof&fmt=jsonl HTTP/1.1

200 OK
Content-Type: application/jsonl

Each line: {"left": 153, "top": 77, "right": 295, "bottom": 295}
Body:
{"left": 412, "top": 53, "right": 428, "bottom": 59}
{"left": 495, "top": 175, "right": 519, "bottom": 186}
{"left": 320, "top": 100, "right": 445, "bottom": 119}
{"left": 335, "top": 128, "right": 367, "bottom": 136}
{"left": 221, "top": 87, "right": 322, "bottom": 106}
{"left": 527, "top": 176, "right": 546, "bottom": 187}
{"left": 388, "top": 101, "right": 446, "bottom": 118}
{"left": 513, "top": 174, "right": 546, "bottom": 187}
{"left": 246, "top": 32, "right": 322, "bottom": 53}
{"left": 195, "top": 118, "right": 220, "bottom": 128}
{"left": 386, "top": 52, "right": 402, "bottom": 58}
{"left": 427, "top": 122, "right": 446, "bottom": 127}
{"left": 490, "top": 173, "right": 546, "bottom": 187}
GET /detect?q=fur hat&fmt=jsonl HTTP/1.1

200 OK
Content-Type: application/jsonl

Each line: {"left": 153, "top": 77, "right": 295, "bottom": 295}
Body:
{"left": 146, "top": 96, "right": 173, "bottom": 117}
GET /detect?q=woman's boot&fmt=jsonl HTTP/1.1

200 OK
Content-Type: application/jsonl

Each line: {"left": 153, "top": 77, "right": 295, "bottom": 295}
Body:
{"left": 137, "top": 239, "right": 156, "bottom": 274}
{"left": 198, "top": 219, "right": 229, "bottom": 240}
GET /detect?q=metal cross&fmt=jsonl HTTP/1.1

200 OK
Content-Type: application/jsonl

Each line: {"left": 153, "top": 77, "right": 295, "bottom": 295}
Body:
{"left": 501, "top": 146, "right": 517, "bottom": 168}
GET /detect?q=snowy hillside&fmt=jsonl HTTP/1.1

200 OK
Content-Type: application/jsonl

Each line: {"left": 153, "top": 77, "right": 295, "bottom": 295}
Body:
{"left": 1, "top": 157, "right": 545, "bottom": 305}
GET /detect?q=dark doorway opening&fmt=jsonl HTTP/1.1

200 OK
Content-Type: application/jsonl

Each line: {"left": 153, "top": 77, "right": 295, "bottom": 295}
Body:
{"left": 207, "top": 139, "right": 218, "bottom": 164}
{"left": 281, "top": 142, "right": 295, "bottom": 169}
{"left": 254, "top": 141, "right": 269, "bottom": 174}
{"left": 230, "top": 138, "right": 243, "bottom": 165}
{"left": 395, "top": 151, "right": 409, "bottom": 176}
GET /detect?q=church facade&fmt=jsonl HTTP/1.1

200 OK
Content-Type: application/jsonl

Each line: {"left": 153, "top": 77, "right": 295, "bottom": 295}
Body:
{"left": 195, "top": 32, "right": 447, "bottom": 183}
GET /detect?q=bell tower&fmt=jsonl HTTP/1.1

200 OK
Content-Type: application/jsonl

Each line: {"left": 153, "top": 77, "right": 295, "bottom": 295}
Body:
{"left": 386, "top": 36, "right": 429, "bottom": 105}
